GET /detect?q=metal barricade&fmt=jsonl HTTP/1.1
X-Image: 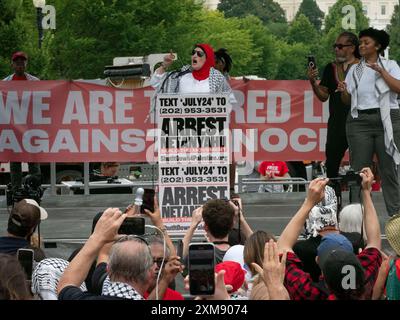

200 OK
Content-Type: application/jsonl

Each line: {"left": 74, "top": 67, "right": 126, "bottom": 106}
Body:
{"left": 238, "top": 177, "right": 309, "bottom": 193}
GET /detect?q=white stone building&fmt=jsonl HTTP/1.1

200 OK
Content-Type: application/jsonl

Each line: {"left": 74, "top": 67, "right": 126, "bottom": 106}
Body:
{"left": 203, "top": 0, "right": 399, "bottom": 30}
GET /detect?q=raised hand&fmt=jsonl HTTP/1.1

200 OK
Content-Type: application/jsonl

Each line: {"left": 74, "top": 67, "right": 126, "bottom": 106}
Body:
{"left": 336, "top": 81, "right": 347, "bottom": 93}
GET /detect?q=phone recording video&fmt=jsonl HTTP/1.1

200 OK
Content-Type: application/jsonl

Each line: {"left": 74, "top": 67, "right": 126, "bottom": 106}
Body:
{"left": 17, "top": 248, "right": 34, "bottom": 281}
{"left": 140, "top": 188, "right": 155, "bottom": 214}
{"left": 188, "top": 243, "right": 215, "bottom": 296}
{"left": 118, "top": 217, "right": 145, "bottom": 235}
{"left": 308, "top": 55, "right": 316, "bottom": 70}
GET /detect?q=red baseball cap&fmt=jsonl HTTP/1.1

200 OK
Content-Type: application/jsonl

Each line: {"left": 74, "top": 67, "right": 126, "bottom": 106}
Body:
{"left": 215, "top": 261, "right": 245, "bottom": 293}
{"left": 12, "top": 51, "right": 28, "bottom": 61}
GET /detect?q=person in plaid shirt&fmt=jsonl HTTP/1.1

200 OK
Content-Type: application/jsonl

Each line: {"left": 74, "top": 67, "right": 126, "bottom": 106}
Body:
{"left": 277, "top": 168, "right": 382, "bottom": 300}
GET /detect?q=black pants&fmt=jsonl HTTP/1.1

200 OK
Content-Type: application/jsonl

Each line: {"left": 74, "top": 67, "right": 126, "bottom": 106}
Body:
{"left": 325, "top": 130, "right": 348, "bottom": 178}
{"left": 286, "top": 161, "right": 307, "bottom": 191}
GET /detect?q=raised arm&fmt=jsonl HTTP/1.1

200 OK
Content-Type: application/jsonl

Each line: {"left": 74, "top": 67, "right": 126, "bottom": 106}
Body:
{"left": 230, "top": 197, "right": 253, "bottom": 240}
{"left": 182, "top": 207, "right": 203, "bottom": 258}
{"left": 277, "top": 178, "right": 328, "bottom": 253}
{"left": 144, "top": 195, "right": 176, "bottom": 256}
{"left": 147, "top": 255, "right": 183, "bottom": 300}
{"left": 307, "top": 66, "right": 329, "bottom": 102}
{"left": 149, "top": 52, "right": 175, "bottom": 89}
{"left": 58, "top": 208, "right": 126, "bottom": 294}
{"left": 360, "top": 167, "right": 381, "bottom": 250}
{"left": 367, "top": 63, "right": 400, "bottom": 93}
{"left": 336, "top": 81, "right": 352, "bottom": 105}
{"left": 252, "top": 239, "right": 290, "bottom": 300}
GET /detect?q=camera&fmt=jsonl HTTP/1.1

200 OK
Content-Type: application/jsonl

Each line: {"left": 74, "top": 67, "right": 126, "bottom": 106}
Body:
{"left": 329, "top": 169, "right": 362, "bottom": 186}
{"left": 6, "top": 174, "right": 44, "bottom": 206}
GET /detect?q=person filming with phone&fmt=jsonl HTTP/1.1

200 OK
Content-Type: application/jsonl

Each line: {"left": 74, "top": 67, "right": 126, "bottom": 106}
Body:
{"left": 307, "top": 32, "right": 360, "bottom": 181}
{"left": 182, "top": 199, "right": 235, "bottom": 265}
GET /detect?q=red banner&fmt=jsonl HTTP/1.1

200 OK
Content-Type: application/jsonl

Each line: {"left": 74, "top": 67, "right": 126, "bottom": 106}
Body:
{"left": 0, "top": 80, "right": 331, "bottom": 162}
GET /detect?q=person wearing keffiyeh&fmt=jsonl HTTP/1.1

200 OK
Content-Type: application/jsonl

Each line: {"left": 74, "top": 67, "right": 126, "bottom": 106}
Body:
{"left": 337, "top": 28, "right": 400, "bottom": 217}
{"left": 57, "top": 208, "right": 156, "bottom": 300}
{"left": 293, "top": 185, "right": 338, "bottom": 282}
{"left": 150, "top": 44, "right": 236, "bottom": 113}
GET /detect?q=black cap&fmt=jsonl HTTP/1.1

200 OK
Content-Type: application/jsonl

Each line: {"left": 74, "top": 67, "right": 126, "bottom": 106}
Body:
{"left": 320, "top": 249, "right": 365, "bottom": 295}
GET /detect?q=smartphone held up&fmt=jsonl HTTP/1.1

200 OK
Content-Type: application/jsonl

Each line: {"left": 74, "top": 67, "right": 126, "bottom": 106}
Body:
{"left": 140, "top": 188, "right": 155, "bottom": 214}
{"left": 308, "top": 55, "right": 316, "bottom": 70}
{"left": 188, "top": 243, "right": 215, "bottom": 296}
{"left": 17, "top": 248, "right": 34, "bottom": 281}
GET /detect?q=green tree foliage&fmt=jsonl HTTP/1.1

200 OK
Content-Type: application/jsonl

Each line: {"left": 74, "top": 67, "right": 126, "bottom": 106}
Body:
{"left": 295, "top": 0, "right": 324, "bottom": 30}
{"left": 275, "top": 41, "right": 310, "bottom": 80}
{"left": 287, "top": 14, "right": 319, "bottom": 45}
{"left": 46, "top": 0, "right": 203, "bottom": 79}
{"left": 217, "top": 0, "right": 286, "bottom": 24}
{"left": 324, "top": 0, "right": 369, "bottom": 34}
{"left": 238, "top": 15, "right": 280, "bottom": 78}
{"left": 0, "top": 0, "right": 55, "bottom": 79}
{"left": 265, "top": 22, "right": 289, "bottom": 38}
{"left": 192, "top": 11, "right": 260, "bottom": 76}
{"left": 387, "top": 3, "right": 400, "bottom": 62}
{"left": 0, "top": 0, "right": 383, "bottom": 81}
{"left": 0, "top": 0, "right": 27, "bottom": 76}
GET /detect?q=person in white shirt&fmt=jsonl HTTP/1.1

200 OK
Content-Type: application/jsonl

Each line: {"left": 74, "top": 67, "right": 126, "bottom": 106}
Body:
{"left": 151, "top": 44, "right": 236, "bottom": 191}
{"left": 150, "top": 43, "right": 233, "bottom": 99}
{"left": 337, "top": 28, "right": 400, "bottom": 216}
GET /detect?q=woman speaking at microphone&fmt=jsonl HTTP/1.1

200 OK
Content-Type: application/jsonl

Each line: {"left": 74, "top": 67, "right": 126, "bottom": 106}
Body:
{"left": 150, "top": 43, "right": 234, "bottom": 101}
{"left": 150, "top": 44, "right": 237, "bottom": 192}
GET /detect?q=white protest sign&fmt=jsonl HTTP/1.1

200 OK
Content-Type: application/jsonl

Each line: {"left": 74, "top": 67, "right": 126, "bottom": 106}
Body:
{"left": 157, "top": 94, "right": 230, "bottom": 236}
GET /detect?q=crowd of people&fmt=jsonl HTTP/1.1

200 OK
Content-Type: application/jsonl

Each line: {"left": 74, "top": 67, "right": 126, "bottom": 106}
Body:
{"left": 1, "top": 166, "right": 400, "bottom": 301}
{"left": 2, "top": 28, "right": 400, "bottom": 301}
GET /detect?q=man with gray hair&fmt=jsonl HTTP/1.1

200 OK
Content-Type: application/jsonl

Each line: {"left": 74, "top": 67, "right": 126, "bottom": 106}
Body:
{"left": 93, "top": 234, "right": 184, "bottom": 300}
{"left": 57, "top": 208, "right": 156, "bottom": 300}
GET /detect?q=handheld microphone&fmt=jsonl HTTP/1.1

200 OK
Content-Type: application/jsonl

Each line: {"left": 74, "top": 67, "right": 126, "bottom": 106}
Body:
{"left": 134, "top": 188, "right": 144, "bottom": 206}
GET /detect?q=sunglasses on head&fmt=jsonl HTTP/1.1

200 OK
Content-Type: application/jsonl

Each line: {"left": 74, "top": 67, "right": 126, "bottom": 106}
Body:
{"left": 333, "top": 44, "right": 353, "bottom": 49}
{"left": 191, "top": 49, "right": 205, "bottom": 58}
{"left": 115, "top": 234, "right": 149, "bottom": 245}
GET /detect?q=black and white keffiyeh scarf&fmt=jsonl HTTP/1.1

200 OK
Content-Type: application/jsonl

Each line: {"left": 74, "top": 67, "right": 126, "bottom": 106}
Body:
{"left": 149, "top": 65, "right": 232, "bottom": 121}
{"left": 350, "top": 57, "right": 400, "bottom": 165}
{"left": 31, "top": 258, "right": 87, "bottom": 300}
{"left": 157, "top": 65, "right": 230, "bottom": 95}
{"left": 102, "top": 277, "right": 144, "bottom": 300}
{"left": 305, "top": 185, "right": 338, "bottom": 238}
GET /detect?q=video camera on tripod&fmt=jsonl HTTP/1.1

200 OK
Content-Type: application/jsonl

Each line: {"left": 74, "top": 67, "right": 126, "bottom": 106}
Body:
{"left": 6, "top": 174, "right": 44, "bottom": 207}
